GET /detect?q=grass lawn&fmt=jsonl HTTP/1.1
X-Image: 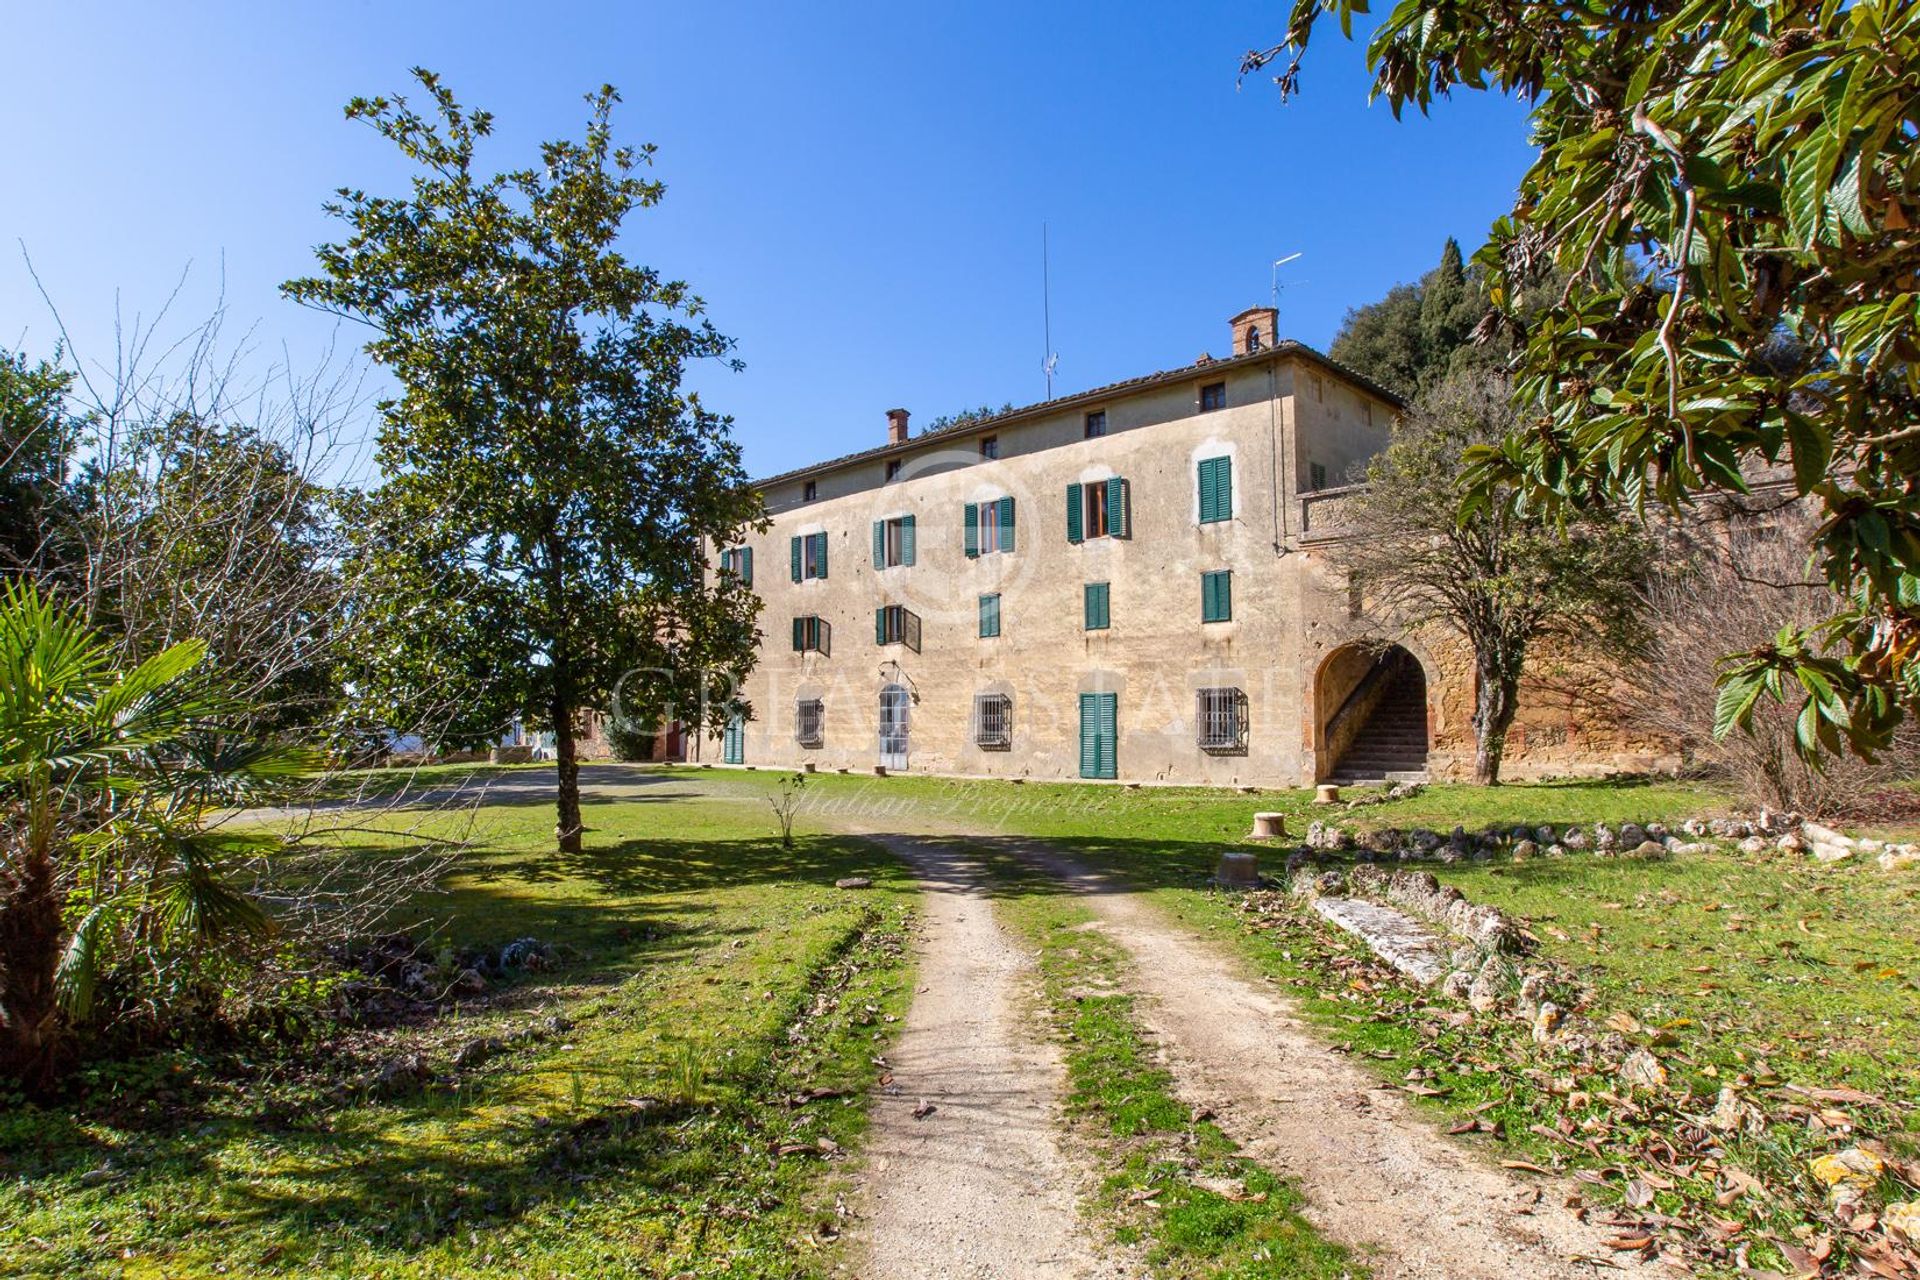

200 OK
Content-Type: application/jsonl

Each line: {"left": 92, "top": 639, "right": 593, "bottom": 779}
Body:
{"left": 0, "top": 776, "right": 916, "bottom": 1279}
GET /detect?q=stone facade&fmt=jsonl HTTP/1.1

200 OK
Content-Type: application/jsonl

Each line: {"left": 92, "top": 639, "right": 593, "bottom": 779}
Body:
{"left": 699, "top": 311, "right": 1668, "bottom": 786}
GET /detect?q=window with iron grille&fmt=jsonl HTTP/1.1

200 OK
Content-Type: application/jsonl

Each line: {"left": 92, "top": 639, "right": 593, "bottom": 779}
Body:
{"left": 1308, "top": 461, "right": 1328, "bottom": 491}
{"left": 973, "top": 694, "right": 1012, "bottom": 749}
{"left": 876, "top": 604, "right": 921, "bottom": 652}
{"left": 979, "top": 435, "right": 999, "bottom": 459}
{"left": 1200, "top": 381, "right": 1226, "bottom": 412}
{"left": 1084, "top": 410, "right": 1106, "bottom": 438}
{"left": 803, "top": 480, "right": 817, "bottom": 501}
{"left": 795, "top": 699, "right": 824, "bottom": 747}
{"left": 1196, "top": 687, "right": 1248, "bottom": 753}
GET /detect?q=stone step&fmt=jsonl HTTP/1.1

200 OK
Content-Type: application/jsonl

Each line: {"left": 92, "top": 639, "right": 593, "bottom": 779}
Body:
{"left": 1310, "top": 897, "right": 1449, "bottom": 985}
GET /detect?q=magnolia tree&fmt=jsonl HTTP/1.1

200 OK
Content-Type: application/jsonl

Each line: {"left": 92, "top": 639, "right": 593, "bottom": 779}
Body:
{"left": 1253, "top": 1, "right": 1920, "bottom": 764}
{"left": 286, "top": 72, "right": 763, "bottom": 852}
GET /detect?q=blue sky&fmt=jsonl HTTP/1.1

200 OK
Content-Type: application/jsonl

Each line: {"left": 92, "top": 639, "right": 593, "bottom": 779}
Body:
{"left": 1, "top": 2, "right": 1534, "bottom": 482}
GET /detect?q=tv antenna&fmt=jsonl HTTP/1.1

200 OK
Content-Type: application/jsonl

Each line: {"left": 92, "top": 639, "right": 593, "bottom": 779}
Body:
{"left": 1042, "top": 223, "right": 1060, "bottom": 398}
{"left": 1271, "top": 252, "right": 1303, "bottom": 314}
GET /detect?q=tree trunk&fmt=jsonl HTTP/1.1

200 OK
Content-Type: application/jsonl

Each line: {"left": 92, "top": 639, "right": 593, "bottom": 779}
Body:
{"left": 0, "top": 846, "right": 65, "bottom": 1094}
{"left": 551, "top": 685, "right": 583, "bottom": 854}
{"left": 1471, "top": 652, "right": 1521, "bottom": 786}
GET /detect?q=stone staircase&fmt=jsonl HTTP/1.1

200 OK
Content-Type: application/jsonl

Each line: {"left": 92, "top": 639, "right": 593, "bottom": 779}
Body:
{"left": 1331, "top": 662, "right": 1429, "bottom": 784}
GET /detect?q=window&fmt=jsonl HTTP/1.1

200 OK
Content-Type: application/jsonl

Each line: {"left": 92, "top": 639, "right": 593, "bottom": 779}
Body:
{"left": 1196, "top": 688, "right": 1248, "bottom": 753}
{"left": 1200, "top": 382, "right": 1226, "bottom": 412}
{"left": 872, "top": 515, "right": 916, "bottom": 568}
{"left": 1308, "top": 462, "right": 1328, "bottom": 491}
{"left": 790, "top": 531, "right": 829, "bottom": 581}
{"left": 1197, "top": 456, "right": 1232, "bottom": 524}
{"left": 1084, "top": 410, "right": 1107, "bottom": 438}
{"left": 719, "top": 546, "right": 754, "bottom": 585}
{"left": 979, "top": 435, "right": 999, "bottom": 459}
{"left": 965, "top": 496, "right": 1017, "bottom": 557}
{"left": 1083, "top": 582, "right": 1110, "bottom": 631}
{"left": 1201, "top": 570, "right": 1233, "bottom": 623}
{"left": 803, "top": 480, "right": 817, "bottom": 502}
{"left": 875, "top": 604, "right": 922, "bottom": 652}
{"left": 1065, "top": 478, "right": 1129, "bottom": 543}
{"left": 1078, "top": 691, "right": 1117, "bottom": 779}
{"left": 791, "top": 615, "right": 831, "bottom": 654}
{"left": 796, "top": 699, "right": 824, "bottom": 748}
{"left": 885, "top": 458, "right": 903, "bottom": 482}
{"left": 973, "top": 694, "right": 1012, "bottom": 749}
{"left": 978, "top": 593, "right": 1001, "bottom": 638}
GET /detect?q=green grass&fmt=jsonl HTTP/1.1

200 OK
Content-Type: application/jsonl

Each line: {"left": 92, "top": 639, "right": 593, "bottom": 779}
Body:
{"left": 0, "top": 782, "right": 916, "bottom": 1279}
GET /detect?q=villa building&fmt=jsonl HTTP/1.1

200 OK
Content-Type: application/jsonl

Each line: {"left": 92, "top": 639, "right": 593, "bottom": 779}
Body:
{"left": 698, "top": 307, "right": 1673, "bottom": 786}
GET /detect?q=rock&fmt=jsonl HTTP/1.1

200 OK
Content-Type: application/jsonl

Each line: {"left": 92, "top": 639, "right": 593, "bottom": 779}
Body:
{"left": 1512, "top": 839, "right": 1537, "bottom": 862}
{"left": 375, "top": 1053, "right": 431, "bottom": 1094}
{"left": 1811, "top": 841, "right": 1857, "bottom": 863}
{"left": 1739, "top": 835, "right": 1768, "bottom": 855}
{"left": 1879, "top": 847, "right": 1920, "bottom": 872}
{"left": 1630, "top": 840, "right": 1668, "bottom": 859}
{"left": 1645, "top": 823, "right": 1669, "bottom": 840}
{"left": 497, "top": 937, "right": 553, "bottom": 970}
{"left": 1410, "top": 828, "right": 1441, "bottom": 852}
{"left": 1706, "top": 1086, "right": 1764, "bottom": 1134}
{"left": 1561, "top": 828, "right": 1589, "bottom": 850}
{"left": 1619, "top": 823, "right": 1648, "bottom": 847}
{"left": 1593, "top": 824, "right": 1618, "bottom": 852}
{"left": 835, "top": 877, "right": 873, "bottom": 889}
{"left": 454, "top": 1037, "right": 507, "bottom": 1070}
{"left": 1707, "top": 818, "right": 1737, "bottom": 837}
{"left": 1441, "top": 970, "right": 1473, "bottom": 999}
{"left": 1619, "top": 1047, "right": 1668, "bottom": 1093}
{"left": 1535, "top": 825, "right": 1559, "bottom": 847}
{"left": 451, "top": 967, "right": 488, "bottom": 994}
{"left": 1516, "top": 972, "right": 1550, "bottom": 1012}
{"left": 1808, "top": 1147, "right": 1885, "bottom": 1199}
{"left": 1467, "top": 967, "right": 1504, "bottom": 1014}
{"left": 1681, "top": 818, "right": 1706, "bottom": 837}
{"left": 1532, "top": 1001, "right": 1563, "bottom": 1044}
{"left": 1546, "top": 843, "right": 1568, "bottom": 858}
{"left": 1777, "top": 832, "right": 1807, "bottom": 854}
{"left": 1509, "top": 826, "right": 1533, "bottom": 843}
{"left": 1886, "top": 1201, "right": 1920, "bottom": 1243}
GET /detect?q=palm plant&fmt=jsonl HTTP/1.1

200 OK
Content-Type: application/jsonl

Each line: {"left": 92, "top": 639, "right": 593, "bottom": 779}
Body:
{"left": 0, "top": 579, "right": 303, "bottom": 1091}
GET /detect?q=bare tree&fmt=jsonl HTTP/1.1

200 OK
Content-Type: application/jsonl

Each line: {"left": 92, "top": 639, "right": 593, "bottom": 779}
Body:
{"left": 1329, "top": 371, "right": 1654, "bottom": 784}
{"left": 1621, "top": 497, "right": 1920, "bottom": 817}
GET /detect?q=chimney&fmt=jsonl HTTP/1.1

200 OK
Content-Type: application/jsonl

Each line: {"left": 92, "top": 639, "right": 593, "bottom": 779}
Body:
{"left": 1230, "top": 307, "right": 1280, "bottom": 356}
{"left": 886, "top": 407, "right": 910, "bottom": 445}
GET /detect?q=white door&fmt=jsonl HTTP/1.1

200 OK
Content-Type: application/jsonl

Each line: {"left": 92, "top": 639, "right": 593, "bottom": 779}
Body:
{"left": 878, "top": 684, "right": 910, "bottom": 770}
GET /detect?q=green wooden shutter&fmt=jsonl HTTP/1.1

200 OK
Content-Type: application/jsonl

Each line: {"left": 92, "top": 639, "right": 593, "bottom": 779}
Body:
{"left": 999, "top": 496, "right": 1015, "bottom": 552}
{"left": 1079, "top": 692, "right": 1117, "bottom": 779}
{"left": 1216, "top": 457, "right": 1232, "bottom": 521}
{"left": 1107, "top": 477, "right": 1129, "bottom": 538}
{"left": 963, "top": 503, "right": 979, "bottom": 558}
{"left": 875, "top": 607, "right": 886, "bottom": 645}
{"left": 1066, "top": 483, "right": 1083, "bottom": 544}
{"left": 792, "top": 616, "right": 804, "bottom": 651}
{"left": 790, "top": 536, "right": 802, "bottom": 582}
{"left": 872, "top": 520, "right": 885, "bottom": 567}
{"left": 741, "top": 547, "right": 753, "bottom": 585}
{"left": 1084, "top": 583, "right": 1109, "bottom": 631}
{"left": 901, "top": 514, "right": 916, "bottom": 565}
{"left": 979, "top": 593, "right": 1000, "bottom": 638}
{"left": 813, "top": 532, "right": 828, "bottom": 578}
{"left": 1199, "top": 456, "right": 1232, "bottom": 523}
{"left": 1202, "top": 570, "right": 1232, "bottom": 622}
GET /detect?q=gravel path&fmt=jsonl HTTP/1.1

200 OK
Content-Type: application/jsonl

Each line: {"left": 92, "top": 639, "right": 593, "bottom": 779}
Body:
{"left": 848, "top": 834, "right": 1125, "bottom": 1280}
{"left": 1000, "top": 839, "right": 1656, "bottom": 1280}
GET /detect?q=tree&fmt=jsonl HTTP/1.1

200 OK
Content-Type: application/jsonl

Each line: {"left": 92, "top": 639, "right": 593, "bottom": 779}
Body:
{"left": 0, "top": 580, "right": 293, "bottom": 1092}
{"left": 284, "top": 71, "right": 763, "bottom": 852}
{"left": 1252, "top": 1, "right": 1920, "bottom": 764}
{"left": 1328, "top": 239, "right": 1499, "bottom": 397}
{"left": 0, "top": 348, "right": 81, "bottom": 577}
{"left": 1328, "top": 371, "right": 1653, "bottom": 784}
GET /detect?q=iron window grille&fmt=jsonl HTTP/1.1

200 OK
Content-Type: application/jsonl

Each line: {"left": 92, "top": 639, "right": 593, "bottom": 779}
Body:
{"left": 1084, "top": 410, "right": 1107, "bottom": 438}
{"left": 1196, "top": 687, "right": 1248, "bottom": 753}
{"left": 795, "top": 699, "right": 824, "bottom": 747}
{"left": 1200, "top": 381, "right": 1227, "bottom": 412}
{"left": 979, "top": 435, "right": 999, "bottom": 459}
{"left": 876, "top": 605, "right": 922, "bottom": 652}
{"left": 973, "top": 694, "right": 1012, "bottom": 749}
{"left": 803, "top": 480, "right": 817, "bottom": 501}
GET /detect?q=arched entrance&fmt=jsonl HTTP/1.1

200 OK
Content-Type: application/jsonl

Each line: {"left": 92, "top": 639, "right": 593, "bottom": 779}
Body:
{"left": 1315, "top": 644, "right": 1429, "bottom": 783}
{"left": 878, "top": 684, "right": 910, "bottom": 770}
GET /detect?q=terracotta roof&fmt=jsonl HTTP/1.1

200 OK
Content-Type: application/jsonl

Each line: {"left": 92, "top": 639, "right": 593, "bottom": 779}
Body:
{"left": 750, "top": 339, "right": 1408, "bottom": 489}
